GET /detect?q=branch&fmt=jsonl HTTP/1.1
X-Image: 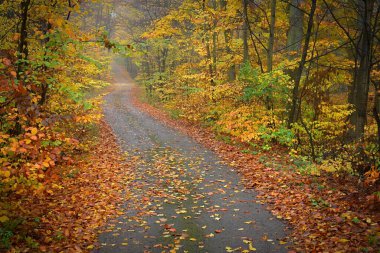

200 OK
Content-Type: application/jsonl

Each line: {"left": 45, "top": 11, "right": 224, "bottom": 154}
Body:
{"left": 67, "top": 0, "right": 72, "bottom": 20}
{"left": 322, "top": 0, "right": 358, "bottom": 52}
{"left": 237, "top": 10, "right": 268, "bottom": 51}
{"left": 248, "top": 0, "right": 270, "bottom": 28}
{"left": 285, "top": 40, "right": 352, "bottom": 69}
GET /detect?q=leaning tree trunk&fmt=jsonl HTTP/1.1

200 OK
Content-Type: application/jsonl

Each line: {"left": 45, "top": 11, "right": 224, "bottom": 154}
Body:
{"left": 288, "top": 0, "right": 317, "bottom": 127}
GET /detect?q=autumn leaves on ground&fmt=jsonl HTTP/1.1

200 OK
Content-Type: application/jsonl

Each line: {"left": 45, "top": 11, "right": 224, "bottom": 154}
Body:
{"left": 1, "top": 0, "right": 380, "bottom": 253}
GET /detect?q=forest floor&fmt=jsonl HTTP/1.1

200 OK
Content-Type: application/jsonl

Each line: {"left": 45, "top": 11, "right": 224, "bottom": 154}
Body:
{"left": 93, "top": 63, "right": 379, "bottom": 252}
{"left": 4, "top": 120, "right": 132, "bottom": 252}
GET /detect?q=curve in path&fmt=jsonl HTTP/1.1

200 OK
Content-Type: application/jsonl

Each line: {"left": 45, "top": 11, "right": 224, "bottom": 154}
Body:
{"left": 94, "top": 64, "right": 290, "bottom": 253}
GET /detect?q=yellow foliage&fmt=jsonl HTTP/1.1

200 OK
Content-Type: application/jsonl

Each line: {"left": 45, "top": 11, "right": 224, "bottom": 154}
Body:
{"left": 316, "top": 103, "right": 354, "bottom": 140}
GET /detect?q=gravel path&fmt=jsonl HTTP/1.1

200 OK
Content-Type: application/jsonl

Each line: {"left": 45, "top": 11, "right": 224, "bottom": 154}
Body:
{"left": 94, "top": 64, "right": 290, "bottom": 253}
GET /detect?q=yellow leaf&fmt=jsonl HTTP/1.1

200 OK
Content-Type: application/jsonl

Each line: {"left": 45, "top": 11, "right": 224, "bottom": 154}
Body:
{"left": 225, "top": 247, "right": 240, "bottom": 252}
{"left": 16, "top": 188, "right": 24, "bottom": 194}
{"left": 31, "top": 127, "right": 38, "bottom": 135}
{"left": 2, "top": 171, "right": 11, "bottom": 178}
{"left": 52, "top": 183, "right": 63, "bottom": 189}
{"left": 86, "top": 245, "right": 95, "bottom": 250}
{"left": 55, "top": 17, "right": 64, "bottom": 27}
{"left": 248, "top": 241, "right": 256, "bottom": 251}
{"left": 338, "top": 238, "right": 349, "bottom": 243}
{"left": 0, "top": 216, "right": 9, "bottom": 223}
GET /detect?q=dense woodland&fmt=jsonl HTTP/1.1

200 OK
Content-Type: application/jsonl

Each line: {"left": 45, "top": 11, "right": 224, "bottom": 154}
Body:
{"left": 0, "top": 0, "right": 122, "bottom": 250}
{"left": 119, "top": 0, "right": 380, "bottom": 174}
{"left": 0, "top": 0, "right": 379, "bottom": 252}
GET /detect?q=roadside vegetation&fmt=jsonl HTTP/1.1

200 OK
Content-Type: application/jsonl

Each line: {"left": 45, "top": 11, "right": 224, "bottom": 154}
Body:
{"left": 123, "top": 0, "right": 380, "bottom": 195}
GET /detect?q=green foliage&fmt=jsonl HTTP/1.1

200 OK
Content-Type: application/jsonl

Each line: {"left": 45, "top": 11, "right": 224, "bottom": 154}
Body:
{"left": 0, "top": 227, "right": 13, "bottom": 249}
{"left": 258, "top": 125, "right": 294, "bottom": 146}
{"left": 25, "top": 236, "right": 39, "bottom": 249}
{"left": 239, "top": 64, "right": 292, "bottom": 105}
{"left": 310, "top": 197, "right": 330, "bottom": 208}
{"left": 0, "top": 218, "right": 22, "bottom": 249}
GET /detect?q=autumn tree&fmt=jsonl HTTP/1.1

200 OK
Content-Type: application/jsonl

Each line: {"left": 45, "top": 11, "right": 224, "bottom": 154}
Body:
{"left": 123, "top": 0, "right": 379, "bottom": 172}
{"left": 0, "top": 1, "right": 116, "bottom": 248}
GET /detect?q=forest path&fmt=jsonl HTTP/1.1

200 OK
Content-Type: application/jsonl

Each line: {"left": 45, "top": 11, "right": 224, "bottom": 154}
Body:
{"left": 94, "top": 63, "right": 289, "bottom": 253}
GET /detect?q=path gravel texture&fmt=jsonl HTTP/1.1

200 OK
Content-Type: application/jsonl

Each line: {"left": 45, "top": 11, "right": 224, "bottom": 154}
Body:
{"left": 94, "top": 64, "right": 290, "bottom": 253}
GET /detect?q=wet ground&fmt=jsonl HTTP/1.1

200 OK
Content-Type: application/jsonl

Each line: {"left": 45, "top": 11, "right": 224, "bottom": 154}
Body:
{"left": 94, "top": 64, "right": 290, "bottom": 252}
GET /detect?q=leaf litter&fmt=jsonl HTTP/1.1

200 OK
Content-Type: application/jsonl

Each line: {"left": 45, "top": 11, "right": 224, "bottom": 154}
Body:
{"left": 6, "top": 121, "right": 133, "bottom": 252}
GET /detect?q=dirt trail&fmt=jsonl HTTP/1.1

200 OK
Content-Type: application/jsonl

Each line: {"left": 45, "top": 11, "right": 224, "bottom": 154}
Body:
{"left": 94, "top": 63, "right": 290, "bottom": 252}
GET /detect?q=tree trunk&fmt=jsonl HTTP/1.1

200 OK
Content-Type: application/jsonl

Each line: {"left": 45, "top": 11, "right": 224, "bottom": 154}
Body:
{"left": 17, "top": 0, "right": 31, "bottom": 80}
{"left": 212, "top": 32, "right": 217, "bottom": 75}
{"left": 242, "top": 0, "right": 249, "bottom": 63}
{"left": 267, "top": 0, "right": 276, "bottom": 72}
{"left": 286, "top": 0, "right": 304, "bottom": 59}
{"left": 288, "top": 0, "right": 317, "bottom": 127}
{"left": 221, "top": 0, "right": 236, "bottom": 81}
{"left": 266, "top": 0, "right": 276, "bottom": 112}
{"left": 348, "top": 0, "right": 374, "bottom": 140}
{"left": 225, "top": 29, "right": 236, "bottom": 81}
{"left": 373, "top": 81, "right": 380, "bottom": 147}
{"left": 161, "top": 48, "right": 168, "bottom": 73}
{"left": 202, "top": 1, "right": 214, "bottom": 80}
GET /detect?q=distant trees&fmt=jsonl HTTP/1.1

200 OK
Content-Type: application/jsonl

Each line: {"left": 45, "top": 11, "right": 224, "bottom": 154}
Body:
{"left": 117, "top": 0, "right": 379, "bottom": 172}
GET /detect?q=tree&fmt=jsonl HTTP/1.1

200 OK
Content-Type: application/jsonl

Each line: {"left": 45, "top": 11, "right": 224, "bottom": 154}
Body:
{"left": 288, "top": 0, "right": 317, "bottom": 126}
{"left": 242, "top": 0, "right": 249, "bottom": 63}
{"left": 126, "top": 0, "right": 379, "bottom": 172}
{"left": 267, "top": 0, "right": 276, "bottom": 73}
{"left": 286, "top": 0, "right": 304, "bottom": 58}
{"left": 323, "top": 0, "right": 379, "bottom": 141}
{"left": 348, "top": 0, "right": 377, "bottom": 140}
